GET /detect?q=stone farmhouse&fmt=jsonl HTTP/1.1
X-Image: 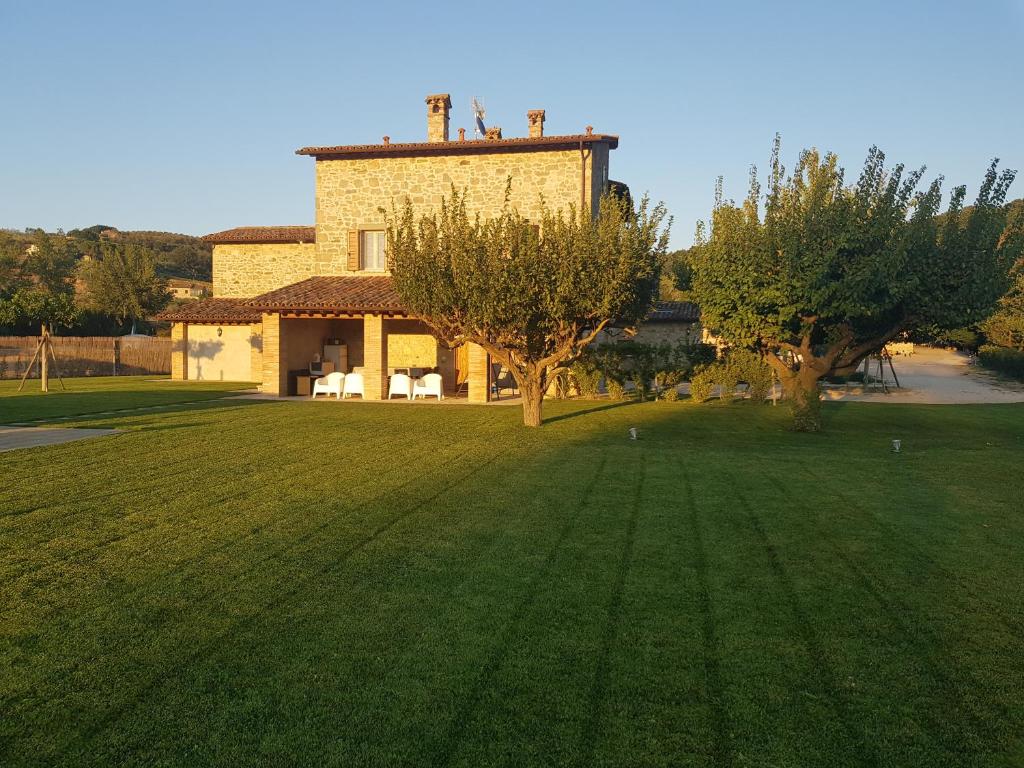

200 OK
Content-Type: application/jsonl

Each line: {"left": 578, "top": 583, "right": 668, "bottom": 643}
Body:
{"left": 161, "top": 93, "right": 698, "bottom": 398}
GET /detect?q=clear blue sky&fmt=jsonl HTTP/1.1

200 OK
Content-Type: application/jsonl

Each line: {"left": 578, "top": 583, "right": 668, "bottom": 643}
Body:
{"left": 2, "top": 0, "right": 1022, "bottom": 247}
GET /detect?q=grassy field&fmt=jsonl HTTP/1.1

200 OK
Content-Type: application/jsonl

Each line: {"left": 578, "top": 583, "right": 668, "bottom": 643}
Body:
{"left": 1, "top": 390, "right": 1023, "bottom": 766}
{"left": 0, "top": 376, "right": 252, "bottom": 423}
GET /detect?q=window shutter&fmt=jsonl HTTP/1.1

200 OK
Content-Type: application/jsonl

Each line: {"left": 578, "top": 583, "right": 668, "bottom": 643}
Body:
{"left": 347, "top": 230, "right": 360, "bottom": 271}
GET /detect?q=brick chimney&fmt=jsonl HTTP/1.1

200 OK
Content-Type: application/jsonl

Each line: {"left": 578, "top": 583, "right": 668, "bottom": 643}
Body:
{"left": 425, "top": 93, "right": 451, "bottom": 142}
{"left": 485, "top": 126, "right": 503, "bottom": 140}
{"left": 527, "top": 109, "right": 545, "bottom": 138}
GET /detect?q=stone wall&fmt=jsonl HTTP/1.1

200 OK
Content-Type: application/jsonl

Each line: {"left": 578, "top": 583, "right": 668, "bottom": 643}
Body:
{"left": 212, "top": 243, "right": 317, "bottom": 298}
{"left": 314, "top": 148, "right": 600, "bottom": 273}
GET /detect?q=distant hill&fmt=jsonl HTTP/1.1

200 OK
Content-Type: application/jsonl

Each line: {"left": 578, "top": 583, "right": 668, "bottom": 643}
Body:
{"left": 69, "top": 226, "right": 212, "bottom": 281}
{"left": 1, "top": 225, "right": 213, "bottom": 281}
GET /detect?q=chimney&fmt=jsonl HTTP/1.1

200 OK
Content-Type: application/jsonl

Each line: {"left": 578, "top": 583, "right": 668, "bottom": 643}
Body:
{"left": 527, "top": 109, "right": 545, "bottom": 138}
{"left": 425, "top": 93, "right": 452, "bottom": 142}
{"left": 485, "top": 126, "right": 503, "bottom": 140}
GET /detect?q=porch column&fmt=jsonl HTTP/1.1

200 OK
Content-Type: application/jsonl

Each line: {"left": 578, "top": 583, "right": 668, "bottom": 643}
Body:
{"left": 261, "top": 312, "right": 288, "bottom": 395}
{"left": 170, "top": 323, "right": 188, "bottom": 380}
{"left": 249, "top": 322, "right": 263, "bottom": 383}
{"left": 363, "top": 314, "right": 388, "bottom": 400}
{"left": 467, "top": 343, "right": 490, "bottom": 403}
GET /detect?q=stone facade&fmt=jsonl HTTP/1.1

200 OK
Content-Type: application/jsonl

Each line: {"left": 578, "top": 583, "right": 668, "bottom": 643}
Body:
{"left": 313, "top": 149, "right": 608, "bottom": 275}
{"left": 212, "top": 242, "right": 317, "bottom": 298}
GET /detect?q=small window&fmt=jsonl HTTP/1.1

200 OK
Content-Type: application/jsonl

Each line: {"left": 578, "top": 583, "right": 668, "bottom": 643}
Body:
{"left": 361, "top": 230, "right": 386, "bottom": 271}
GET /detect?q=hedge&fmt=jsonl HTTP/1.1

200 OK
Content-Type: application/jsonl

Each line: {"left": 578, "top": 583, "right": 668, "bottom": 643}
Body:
{"left": 978, "top": 344, "right": 1024, "bottom": 380}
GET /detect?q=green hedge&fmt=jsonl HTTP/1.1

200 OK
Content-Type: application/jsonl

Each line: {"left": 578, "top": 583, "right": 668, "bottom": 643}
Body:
{"left": 978, "top": 344, "right": 1024, "bottom": 380}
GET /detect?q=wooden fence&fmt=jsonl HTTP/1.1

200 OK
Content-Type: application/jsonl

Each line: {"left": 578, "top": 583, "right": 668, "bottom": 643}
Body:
{"left": 0, "top": 336, "right": 171, "bottom": 379}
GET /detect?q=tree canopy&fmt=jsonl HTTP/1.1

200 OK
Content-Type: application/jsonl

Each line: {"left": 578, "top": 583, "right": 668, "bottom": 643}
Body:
{"left": 387, "top": 188, "right": 669, "bottom": 426}
{"left": 689, "top": 138, "right": 1021, "bottom": 430}
{"left": 79, "top": 241, "right": 171, "bottom": 332}
{"left": 0, "top": 231, "right": 79, "bottom": 332}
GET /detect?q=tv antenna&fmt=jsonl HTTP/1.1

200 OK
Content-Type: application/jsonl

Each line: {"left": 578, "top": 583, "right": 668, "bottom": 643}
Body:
{"left": 471, "top": 97, "right": 486, "bottom": 138}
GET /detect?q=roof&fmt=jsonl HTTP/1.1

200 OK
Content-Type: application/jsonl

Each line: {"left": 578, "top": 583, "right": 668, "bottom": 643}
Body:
{"left": 245, "top": 276, "right": 405, "bottom": 314}
{"left": 646, "top": 301, "right": 700, "bottom": 323}
{"left": 296, "top": 133, "right": 618, "bottom": 160}
{"left": 156, "top": 298, "right": 262, "bottom": 324}
{"left": 202, "top": 226, "right": 315, "bottom": 245}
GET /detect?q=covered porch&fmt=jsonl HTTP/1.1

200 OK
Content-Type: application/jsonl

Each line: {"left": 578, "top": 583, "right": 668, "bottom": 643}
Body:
{"left": 250, "top": 276, "right": 493, "bottom": 402}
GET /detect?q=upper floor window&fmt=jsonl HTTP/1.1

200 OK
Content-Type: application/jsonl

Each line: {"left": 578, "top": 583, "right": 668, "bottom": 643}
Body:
{"left": 361, "top": 230, "right": 386, "bottom": 271}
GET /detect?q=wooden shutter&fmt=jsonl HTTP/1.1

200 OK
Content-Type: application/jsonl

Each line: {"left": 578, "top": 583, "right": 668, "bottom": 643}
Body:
{"left": 347, "top": 230, "right": 360, "bottom": 271}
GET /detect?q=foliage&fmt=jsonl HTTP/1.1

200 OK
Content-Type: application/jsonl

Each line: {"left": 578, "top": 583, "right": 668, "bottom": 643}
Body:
{"left": 604, "top": 377, "right": 627, "bottom": 400}
{"left": 574, "top": 341, "right": 697, "bottom": 401}
{"left": 689, "top": 136, "right": 1022, "bottom": 430}
{"left": 982, "top": 264, "right": 1024, "bottom": 350}
{"left": 977, "top": 344, "right": 1024, "bottom": 380}
{"left": 659, "top": 248, "right": 694, "bottom": 300}
{"left": 0, "top": 289, "right": 77, "bottom": 330}
{"left": 387, "top": 186, "right": 670, "bottom": 425}
{"left": 568, "top": 356, "right": 603, "bottom": 398}
{"left": 725, "top": 348, "right": 773, "bottom": 402}
{"left": 0, "top": 231, "right": 80, "bottom": 332}
{"left": 79, "top": 241, "right": 172, "bottom": 331}
{"left": 688, "top": 366, "right": 715, "bottom": 403}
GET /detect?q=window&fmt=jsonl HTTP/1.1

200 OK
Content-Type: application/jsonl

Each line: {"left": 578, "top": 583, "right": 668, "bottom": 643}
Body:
{"left": 361, "top": 230, "right": 386, "bottom": 271}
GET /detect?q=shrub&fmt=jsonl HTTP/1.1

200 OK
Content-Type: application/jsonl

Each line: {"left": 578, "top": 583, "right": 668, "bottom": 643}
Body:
{"left": 716, "top": 364, "right": 738, "bottom": 403}
{"left": 605, "top": 378, "right": 627, "bottom": 400}
{"left": 569, "top": 358, "right": 603, "bottom": 398}
{"left": 726, "top": 349, "right": 773, "bottom": 402}
{"left": 978, "top": 344, "right": 1024, "bottom": 380}
{"left": 689, "top": 367, "right": 715, "bottom": 403}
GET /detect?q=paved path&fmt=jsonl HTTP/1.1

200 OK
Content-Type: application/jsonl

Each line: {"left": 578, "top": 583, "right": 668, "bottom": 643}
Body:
{"left": 823, "top": 347, "right": 1024, "bottom": 404}
{"left": 0, "top": 426, "right": 119, "bottom": 453}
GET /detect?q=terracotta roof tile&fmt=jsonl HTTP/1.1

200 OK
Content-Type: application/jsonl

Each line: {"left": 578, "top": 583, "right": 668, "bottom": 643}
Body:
{"left": 296, "top": 133, "right": 618, "bottom": 159}
{"left": 202, "top": 226, "right": 315, "bottom": 244}
{"left": 245, "top": 276, "right": 406, "bottom": 314}
{"left": 647, "top": 301, "right": 700, "bottom": 323}
{"left": 156, "top": 298, "right": 262, "bottom": 324}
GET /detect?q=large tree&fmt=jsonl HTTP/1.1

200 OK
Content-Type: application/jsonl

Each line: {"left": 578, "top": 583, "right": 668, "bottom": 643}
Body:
{"left": 387, "top": 189, "right": 669, "bottom": 426}
{"left": 79, "top": 241, "right": 171, "bottom": 333}
{"left": 0, "top": 231, "right": 79, "bottom": 334}
{"left": 689, "top": 139, "right": 1021, "bottom": 431}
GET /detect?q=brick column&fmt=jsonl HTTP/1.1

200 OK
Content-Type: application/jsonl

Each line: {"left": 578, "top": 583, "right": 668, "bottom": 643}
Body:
{"left": 467, "top": 343, "right": 490, "bottom": 403}
{"left": 170, "top": 323, "right": 187, "bottom": 380}
{"left": 363, "top": 314, "right": 387, "bottom": 400}
{"left": 261, "top": 313, "right": 288, "bottom": 395}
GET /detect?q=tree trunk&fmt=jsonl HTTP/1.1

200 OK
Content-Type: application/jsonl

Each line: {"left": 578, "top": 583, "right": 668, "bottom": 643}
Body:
{"left": 520, "top": 377, "right": 544, "bottom": 427}
{"left": 780, "top": 366, "right": 825, "bottom": 432}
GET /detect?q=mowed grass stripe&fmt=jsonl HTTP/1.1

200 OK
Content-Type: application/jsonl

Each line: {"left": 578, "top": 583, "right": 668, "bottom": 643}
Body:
{"left": 59, "top": 428, "right": 606, "bottom": 765}
{"left": 3, "top": 425, "right": 511, "bottom": 761}
{"left": 0, "top": 399, "right": 508, "bottom": 580}
{"left": 752, "top": 468, "right": 1019, "bottom": 763}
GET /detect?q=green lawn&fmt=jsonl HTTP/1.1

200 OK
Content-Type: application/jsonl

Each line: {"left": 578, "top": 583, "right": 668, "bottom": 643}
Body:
{"left": 0, "top": 376, "right": 253, "bottom": 424}
{"left": 2, "top": 393, "right": 1023, "bottom": 767}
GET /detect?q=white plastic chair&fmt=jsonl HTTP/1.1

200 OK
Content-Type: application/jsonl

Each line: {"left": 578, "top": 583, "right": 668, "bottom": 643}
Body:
{"left": 312, "top": 371, "right": 344, "bottom": 400}
{"left": 342, "top": 372, "right": 365, "bottom": 399}
{"left": 388, "top": 373, "right": 413, "bottom": 400}
{"left": 412, "top": 372, "right": 443, "bottom": 400}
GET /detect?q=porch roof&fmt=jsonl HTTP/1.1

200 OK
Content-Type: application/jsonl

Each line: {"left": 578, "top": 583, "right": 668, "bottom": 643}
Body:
{"left": 647, "top": 301, "right": 700, "bottom": 323}
{"left": 156, "top": 298, "right": 262, "bottom": 324}
{"left": 244, "top": 276, "right": 407, "bottom": 315}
